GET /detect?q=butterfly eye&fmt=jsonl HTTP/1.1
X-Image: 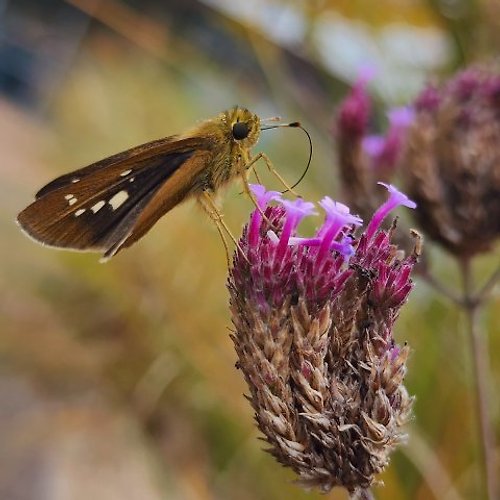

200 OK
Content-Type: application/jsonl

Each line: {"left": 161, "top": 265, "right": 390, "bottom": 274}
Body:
{"left": 232, "top": 122, "right": 249, "bottom": 140}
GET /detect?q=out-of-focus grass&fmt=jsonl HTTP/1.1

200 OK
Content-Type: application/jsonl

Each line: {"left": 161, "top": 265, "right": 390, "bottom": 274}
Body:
{"left": 2, "top": 3, "right": 499, "bottom": 499}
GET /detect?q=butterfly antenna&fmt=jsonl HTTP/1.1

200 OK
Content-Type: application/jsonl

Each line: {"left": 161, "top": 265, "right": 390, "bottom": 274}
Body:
{"left": 261, "top": 121, "right": 313, "bottom": 193}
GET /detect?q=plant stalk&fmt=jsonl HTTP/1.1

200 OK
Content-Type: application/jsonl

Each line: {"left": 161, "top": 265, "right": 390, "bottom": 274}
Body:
{"left": 461, "top": 257, "right": 496, "bottom": 499}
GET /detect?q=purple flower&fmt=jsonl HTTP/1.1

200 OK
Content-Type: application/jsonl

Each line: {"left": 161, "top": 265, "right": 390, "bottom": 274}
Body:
{"left": 388, "top": 106, "right": 415, "bottom": 129}
{"left": 275, "top": 198, "right": 317, "bottom": 261}
{"left": 249, "top": 183, "right": 282, "bottom": 208}
{"left": 362, "top": 107, "right": 415, "bottom": 172}
{"left": 315, "top": 198, "right": 362, "bottom": 264}
{"left": 336, "top": 69, "right": 375, "bottom": 140}
{"left": 248, "top": 184, "right": 282, "bottom": 247}
{"left": 449, "top": 68, "right": 484, "bottom": 100}
{"left": 365, "top": 183, "right": 416, "bottom": 240}
{"left": 362, "top": 134, "right": 386, "bottom": 160}
{"left": 228, "top": 187, "right": 419, "bottom": 493}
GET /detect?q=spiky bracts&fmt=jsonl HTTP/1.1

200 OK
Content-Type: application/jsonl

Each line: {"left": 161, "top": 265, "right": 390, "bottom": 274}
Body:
{"left": 404, "top": 67, "right": 500, "bottom": 257}
{"left": 228, "top": 184, "right": 418, "bottom": 494}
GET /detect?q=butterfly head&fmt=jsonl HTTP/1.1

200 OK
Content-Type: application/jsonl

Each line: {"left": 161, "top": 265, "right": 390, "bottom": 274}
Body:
{"left": 220, "top": 107, "right": 261, "bottom": 149}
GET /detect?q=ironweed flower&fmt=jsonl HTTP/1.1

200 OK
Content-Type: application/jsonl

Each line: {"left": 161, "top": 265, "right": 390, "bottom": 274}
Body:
{"left": 228, "top": 183, "right": 419, "bottom": 494}
{"left": 335, "top": 69, "right": 378, "bottom": 216}
{"left": 403, "top": 67, "right": 500, "bottom": 257}
{"left": 362, "top": 107, "right": 415, "bottom": 178}
{"left": 335, "top": 71, "right": 414, "bottom": 226}
{"left": 337, "top": 67, "right": 375, "bottom": 141}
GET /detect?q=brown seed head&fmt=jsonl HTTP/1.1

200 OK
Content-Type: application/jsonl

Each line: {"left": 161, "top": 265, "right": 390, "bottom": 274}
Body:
{"left": 403, "top": 67, "right": 500, "bottom": 257}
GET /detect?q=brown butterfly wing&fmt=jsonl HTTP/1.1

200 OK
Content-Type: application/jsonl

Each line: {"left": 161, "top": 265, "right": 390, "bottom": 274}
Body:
{"left": 107, "top": 150, "right": 212, "bottom": 258}
{"left": 17, "top": 136, "right": 213, "bottom": 258}
{"left": 33, "top": 136, "right": 184, "bottom": 199}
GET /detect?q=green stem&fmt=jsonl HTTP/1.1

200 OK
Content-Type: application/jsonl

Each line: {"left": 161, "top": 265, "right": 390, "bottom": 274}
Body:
{"left": 461, "top": 257, "right": 496, "bottom": 499}
{"left": 475, "top": 265, "right": 500, "bottom": 305}
{"left": 351, "top": 487, "right": 375, "bottom": 500}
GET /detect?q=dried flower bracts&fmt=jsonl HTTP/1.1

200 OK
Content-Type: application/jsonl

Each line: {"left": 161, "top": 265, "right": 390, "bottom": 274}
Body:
{"left": 404, "top": 67, "right": 500, "bottom": 257}
{"left": 228, "top": 183, "right": 419, "bottom": 494}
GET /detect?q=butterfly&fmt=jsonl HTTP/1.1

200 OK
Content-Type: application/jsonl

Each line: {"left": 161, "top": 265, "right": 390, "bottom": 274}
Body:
{"left": 17, "top": 106, "right": 304, "bottom": 261}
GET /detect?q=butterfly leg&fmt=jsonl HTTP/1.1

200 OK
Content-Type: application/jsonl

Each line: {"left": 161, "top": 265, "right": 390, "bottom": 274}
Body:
{"left": 247, "top": 162, "right": 263, "bottom": 185}
{"left": 246, "top": 152, "right": 300, "bottom": 196}
{"left": 236, "top": 156, "right": 274, "bottom": 227}
{"left": 236, "top": 161, "right": 262, "bottom": 196}
{"left": 199, "top": 191, "right": 249, "bottom": 265}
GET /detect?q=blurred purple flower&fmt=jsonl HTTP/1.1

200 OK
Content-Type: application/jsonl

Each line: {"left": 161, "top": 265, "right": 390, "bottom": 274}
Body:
{"left": 388, "top": 106, "right": 415, "bottom": 129}
{"left": 414, "top": 84, "right": 441, "bottom": 112}
{"left": 337, "top": 69, "right": 375, "bottom": 140}
{"left": 362, "top": 106, "right": 415, "bottom": 173}
{"left": 403, "top": 66, "right": 500, "bottom": 256}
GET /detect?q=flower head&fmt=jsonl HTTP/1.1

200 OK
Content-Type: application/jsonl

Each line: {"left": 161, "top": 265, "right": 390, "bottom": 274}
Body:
{"left": 228, "top": 188, "right": 418, "bottom": 494}
{"left": 334, "top": 72, "right": 416, "bottom": 231}
{"left": 402, "top": 66, "right": 500, "bottom": 256}
{"left": 336, "top": 68, "right": 375, "bottom": 140}
{"left": 414, "top": 84, "right": 441, "bottom": 112}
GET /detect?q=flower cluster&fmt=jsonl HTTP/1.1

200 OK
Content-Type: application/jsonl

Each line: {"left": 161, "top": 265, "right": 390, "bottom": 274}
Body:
{"left": 335, "top": 71, "right": 414, "bottom": 225}
{"left": 335, "top": 65, "right": 500, "bottom": 258}
{"left": 403, "top": 66, "right": 500, "bottom": 257}
{"left": 228, "top": 183, "right": 418, "bottom": 494}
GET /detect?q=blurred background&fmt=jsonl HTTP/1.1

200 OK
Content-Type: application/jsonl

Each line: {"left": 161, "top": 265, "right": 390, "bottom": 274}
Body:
{"left": 1, "top": 0, "right": 498, "bottom": 499}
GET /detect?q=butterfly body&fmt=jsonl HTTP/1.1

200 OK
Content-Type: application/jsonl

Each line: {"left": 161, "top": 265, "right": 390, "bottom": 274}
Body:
{"left": 17, "top": 107, "right": 261, "bottom": 260}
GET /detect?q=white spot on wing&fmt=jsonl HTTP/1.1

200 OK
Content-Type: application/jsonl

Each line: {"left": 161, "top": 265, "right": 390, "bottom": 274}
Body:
{"left": 91, "top": 200, "right": 106, "bottom": 213}
{"left": 120, "top": 169, "right": 132, "bottom": 177}
{"left": 71, "top": 178, "right": 80, "bottom": 183}
{"left": 129, "top": 177, "right": 135, "bottom": 183}
{"left": 75, "top": 209, "right": 86, "bottom": 217}
{"left": 109, "top": 190, "right": 129, "bottom": 211}
{"left": 65, "top": 194, "right": 77, "bottom": 205}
